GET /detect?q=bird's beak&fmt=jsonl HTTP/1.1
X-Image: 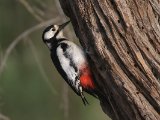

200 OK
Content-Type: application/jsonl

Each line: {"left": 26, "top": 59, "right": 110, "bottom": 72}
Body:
{"left": 58, "top": 20, "right": 70, "bottom": 31}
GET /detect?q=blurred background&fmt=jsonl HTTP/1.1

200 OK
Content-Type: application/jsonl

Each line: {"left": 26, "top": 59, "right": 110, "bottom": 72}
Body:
{"left": 0, "top": 0, "right": 109, "bottom": 120}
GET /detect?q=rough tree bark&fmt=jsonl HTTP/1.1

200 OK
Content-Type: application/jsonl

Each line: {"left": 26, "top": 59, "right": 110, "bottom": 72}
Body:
{"left": 59, "top": 0, "right": 160, "bottom": 120}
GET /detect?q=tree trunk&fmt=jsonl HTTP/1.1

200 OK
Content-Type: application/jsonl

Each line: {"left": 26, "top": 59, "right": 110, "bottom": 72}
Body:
{"left": 59, "top": 0, "right": 160, "bottom": 120}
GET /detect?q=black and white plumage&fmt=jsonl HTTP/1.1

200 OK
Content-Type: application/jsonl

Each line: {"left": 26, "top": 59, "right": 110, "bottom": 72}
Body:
{"left": 42, "top": 21, "right": 95, "bottom": 105}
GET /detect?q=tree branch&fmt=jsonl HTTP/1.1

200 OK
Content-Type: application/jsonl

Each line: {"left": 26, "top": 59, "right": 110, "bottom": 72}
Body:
{"left": 0, "top": 18, "right": 60, "bottom": 75}
{"left": 18, "top": 0, "right": 44, "bottom": 22}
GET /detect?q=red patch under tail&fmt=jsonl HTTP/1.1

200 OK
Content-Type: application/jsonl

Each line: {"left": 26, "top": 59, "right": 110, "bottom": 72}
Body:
{"left": 80, "top": 66, "right": 95, "bottom": 89}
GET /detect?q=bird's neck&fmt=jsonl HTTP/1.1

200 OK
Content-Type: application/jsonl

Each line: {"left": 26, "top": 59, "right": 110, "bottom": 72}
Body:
{"left": 47, "top": 38, "right": 67, "bottom": 51}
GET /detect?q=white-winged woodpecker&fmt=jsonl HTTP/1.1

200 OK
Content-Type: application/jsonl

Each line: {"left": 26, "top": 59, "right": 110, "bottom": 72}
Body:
{"left": 42, "top": 21, "right": 96, "bottom": 105}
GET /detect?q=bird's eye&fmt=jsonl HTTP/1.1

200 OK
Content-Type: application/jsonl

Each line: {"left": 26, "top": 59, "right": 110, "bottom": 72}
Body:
{"left": 51, "top": 27, "right": 56, "bottom": 31}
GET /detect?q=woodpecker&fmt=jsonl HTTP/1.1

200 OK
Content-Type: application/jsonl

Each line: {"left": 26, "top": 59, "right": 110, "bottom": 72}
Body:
{"left": 42, "top": 21, "right": 96, "bottom": 105}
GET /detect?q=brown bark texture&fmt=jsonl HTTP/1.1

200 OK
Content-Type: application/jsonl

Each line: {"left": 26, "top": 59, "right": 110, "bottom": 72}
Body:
{"left": 59, "top": 0, "right": 160, "bottom": 120}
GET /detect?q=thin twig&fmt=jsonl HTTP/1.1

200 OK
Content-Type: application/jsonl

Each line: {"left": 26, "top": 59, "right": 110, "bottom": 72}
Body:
{"left": 0, "top": 18, "right": 60, "bottom": 75}
{"left": 55, "top": 0, "right": 65, "bottom": 17}
{"left": 0, "top": 45, "right": 3, "bottom": 63}
{"left": 27, "top": 39, "right": 57, "bottom": 95}
{"left": 18, "top": 0, "right": 43, "bottom": 22}
{"left": 55, "top": 0, "right": 76, "bottom": 42}
{"left": 34, "top": 0, "right": 47, "bottom": 8}
{"left": 0, "top": 113, "right": 10, "bottom": 120}
{"left": 55, "top": 1, "right": 70, "bottom": 119}
{"left": 33, "top": 6, "right": 45, "bottom": 17}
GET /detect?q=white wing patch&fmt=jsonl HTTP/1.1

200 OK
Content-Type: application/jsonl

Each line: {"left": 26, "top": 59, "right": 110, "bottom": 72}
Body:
{"left": 56, "top": 44, "right": 77, "bottom": 85}
{"left": 56, "top": 41, "right": 87, "bottom": 91}
{"left": 62, "top": 41, "right": 86, "bottom": 67}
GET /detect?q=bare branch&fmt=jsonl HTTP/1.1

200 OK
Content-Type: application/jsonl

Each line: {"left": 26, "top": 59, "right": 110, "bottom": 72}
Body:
{"left": 18, "top": 0, "right": 43, "bottom": 22}
{"left": 54, "top": 12, "right": 77, "bottom": 120}
{"left": 0, "top": 18, "right": 60, "bottom": 75}
{"left": 55, "top": 0, "right": 77, "bottom": 42}
{"left": 0, "top": 113, "right": 10, "bottom": 120}
{"left": 55, "top": 2, "right": 71, "bottom": 119}
{"left": 33, "top": 6, "right": 45, "bottom": 17}
{"left": 34, "top": 0, "right": 47, "bottom": 8}
{"left": 55, "top": 0, "right": 65, "bottom": 17}
{"left": 0, "top": 45, "right": 3, "bottom": 64}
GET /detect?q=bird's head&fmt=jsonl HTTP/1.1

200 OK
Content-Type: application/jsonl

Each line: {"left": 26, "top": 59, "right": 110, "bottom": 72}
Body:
{"left": 42, "top": 21, "right": 70, "bottom": 49}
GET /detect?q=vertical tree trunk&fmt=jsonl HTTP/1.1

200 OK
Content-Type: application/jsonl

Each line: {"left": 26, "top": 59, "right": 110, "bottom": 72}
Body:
{"left": 59, "top": 0, "right": 160, "bottom": 120}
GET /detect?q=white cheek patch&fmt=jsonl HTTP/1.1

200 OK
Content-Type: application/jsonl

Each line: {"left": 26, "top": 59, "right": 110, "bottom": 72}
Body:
{"left": 44, "top": 30, "right": 56, "bottom": 40}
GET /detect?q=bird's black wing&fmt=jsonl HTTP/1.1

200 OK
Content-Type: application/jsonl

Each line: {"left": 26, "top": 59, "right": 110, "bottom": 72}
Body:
{"left": 50, "top": 42, "right": 89, "bottom": 105}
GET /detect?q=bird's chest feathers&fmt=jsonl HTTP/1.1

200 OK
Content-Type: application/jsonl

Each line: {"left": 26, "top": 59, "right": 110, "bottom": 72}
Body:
{"left": 57, "top": 42, "right": 85, "bottom": 67}
{"left": 56, "top": 42, "right": 85, "bottom": 81}
{"left": 56, "top": 41, "right": 95, "bottom": 89}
